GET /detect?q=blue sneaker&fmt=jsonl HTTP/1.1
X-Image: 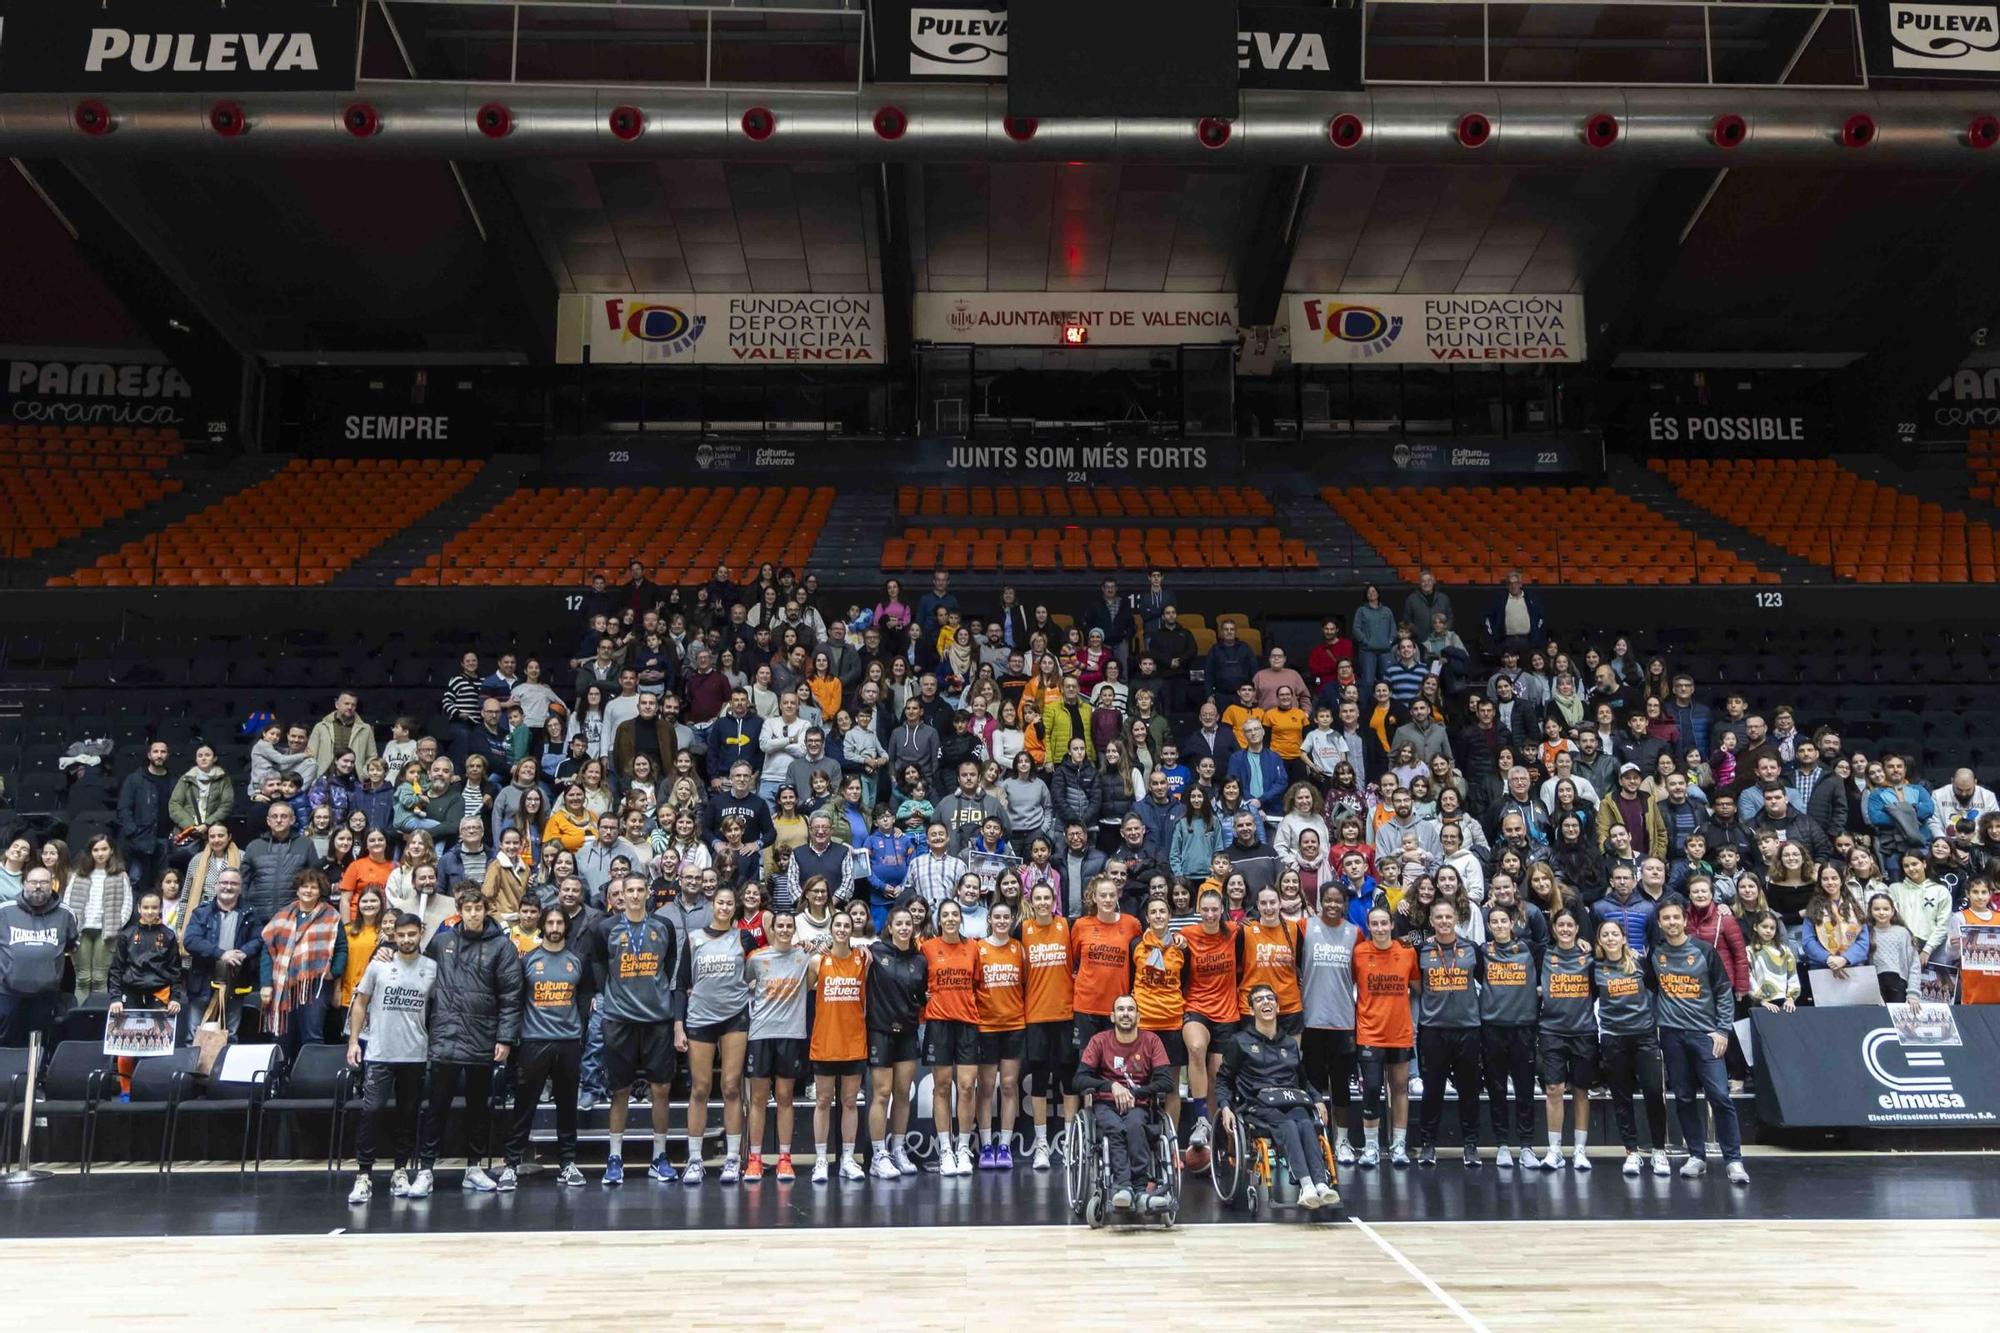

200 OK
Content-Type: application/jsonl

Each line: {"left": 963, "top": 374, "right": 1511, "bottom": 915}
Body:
{"left": 601, "top": 1154, "right": 624, "bottom": 1187}
{"left": 650, "top": 1153, "right": 680, "bottom": 1183}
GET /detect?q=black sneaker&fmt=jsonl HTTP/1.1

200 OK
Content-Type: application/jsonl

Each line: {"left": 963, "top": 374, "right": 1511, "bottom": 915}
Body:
{"left": 1462, "top": 1146, "right": 1482, "bottom": 1170}
{"left": 1417, "top": 1143, "right": 1438, "bottom": 1167}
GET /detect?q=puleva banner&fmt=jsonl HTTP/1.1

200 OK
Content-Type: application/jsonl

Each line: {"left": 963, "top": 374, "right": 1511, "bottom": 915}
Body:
{"left": 0, "top": 0, "right": 361, "bottom": 93}
{"left": 557, "top": 294, "right": 886, "bottom": 366}
{"left": 1287, "top": 293, "right": 1587, "bottom": 365}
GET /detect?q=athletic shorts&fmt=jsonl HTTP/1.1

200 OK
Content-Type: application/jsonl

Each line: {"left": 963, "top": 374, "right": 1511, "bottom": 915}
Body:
{"left": 1274, "top": 1011, "right": 1306, "bottom": 1039}
{"left": 746, "top": 1037, "right": 809, "bottom": 1081}
{"left": 976, "top": 1028, "right": 1027, "bottom": 1065}
{"left": 813, "top": 1058, "right": 866, "bottom": 1078}
{"left": 602, "top": 1018, "right": 678, "bottom": 1087}
{"left": 1360, "top": 1044, "right": 1414, "bottom": 1066}
{"left": 867, "top": 1026, "right": 920, "bottom": 1068}
{"left": 1023, "top": 1019, "right": 1076, "bottom": 1072}
{"left": 923, "top": 1018, "right": 980, "bottom": 1067}
{"left": 1537, "top": 1030, "right": 1600, "bottom": 1088}
{"left": 1072, "top": 1012, "right": 1114, "bottom": 1049}
{"left": 1185, "top": 1012, "right": 1239, "bottom": 1043}
{"left": 1143, "top": 1027, "right": 1188, "bottom": 1066}
{"left": 684, "top": 1008, "right": 750, "bottom": 1044}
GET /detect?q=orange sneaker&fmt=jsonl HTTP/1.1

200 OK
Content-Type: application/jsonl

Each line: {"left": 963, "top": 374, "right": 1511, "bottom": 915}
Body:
{"left": 775, "top": 1152, "right": 796, "bottom": 1183}
{"left": 742, "top": 1152, "right": 765, "bottom": 1183}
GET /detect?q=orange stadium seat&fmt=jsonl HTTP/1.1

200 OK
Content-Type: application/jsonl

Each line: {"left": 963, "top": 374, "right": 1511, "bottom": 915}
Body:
{"left": 0, "top": 425, "right": 184, "bottom": 558}
{"left": 1654, "top": 457, "right": 1997, "bottom": 584}
{"left": 882, "top": 524, "right": 1317, "bottom": 574}
{"left": 897, "top": 485, "right": 1275, "bottom": 521}
{"left": 1324, "top": 484, "right": 1768, "bottom": 587}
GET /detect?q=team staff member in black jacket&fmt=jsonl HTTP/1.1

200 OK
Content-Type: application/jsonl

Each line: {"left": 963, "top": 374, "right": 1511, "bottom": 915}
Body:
{"left": 1215, "top": 984, "right": 1339, "bottom": 1210}
{"left": 1535, "top": 909, "right": 1596, "bottom": 1172}
{"left": 1653, "top": 900, "right": 1750, "bottom": 1185}
{"left": 1476, "top": 906, "right": 1538, "bottom": 1169}
{"left": 504, "top": 903, "right": 592, "bottom": 1190}
{"left": 421, "top": 884, "right": 525, "bottom": 1192}
{"left": 866, "top": 906, "right": 928, "bottom": 1178}
{"left": 1415, "top": 902, "right": 1483, "bottom": 1169}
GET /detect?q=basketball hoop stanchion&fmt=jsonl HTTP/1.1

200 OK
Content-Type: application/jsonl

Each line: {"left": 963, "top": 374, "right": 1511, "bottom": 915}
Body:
{"left": 5, "top": 1032, "right": 53, "bottom": 1184}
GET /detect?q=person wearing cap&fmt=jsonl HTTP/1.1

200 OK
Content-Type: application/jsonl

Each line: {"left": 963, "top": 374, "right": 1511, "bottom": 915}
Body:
{"left": 1597, "top": 762, "right": 1666, "bottom": 859}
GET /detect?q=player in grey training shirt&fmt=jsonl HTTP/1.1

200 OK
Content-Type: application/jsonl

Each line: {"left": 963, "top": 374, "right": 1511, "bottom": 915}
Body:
{"left": 1299, "top": 882, "right": 1360, "bottom": 1165}
{"left": 347, "top": 912, "right": 436, "bottom": 1205}
{"left": 743, "top": 910, "right": 814, "bottom": 1181}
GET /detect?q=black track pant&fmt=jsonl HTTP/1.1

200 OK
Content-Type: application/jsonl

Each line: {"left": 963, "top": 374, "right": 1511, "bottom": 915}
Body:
{"left": 1599, "top": 1031, "right": 1668, "bottom": 1152}
{"left": 507, "top": 1040, "right": 581, "bottom": 1168}
{"left": 357, "top": 1061, "right": 425, "bottom": 1174}
{"left": 1481, "top": 1024, "right": 1537, "bottom": 1147}
{"left": 1417, "top": 1026, "right": 1482, "bottom": 1149}
{"left": 421, "top": 1060, "right": 495, "bottom": 1170}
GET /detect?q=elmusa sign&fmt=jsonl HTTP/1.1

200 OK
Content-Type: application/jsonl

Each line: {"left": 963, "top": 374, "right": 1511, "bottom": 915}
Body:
{"left": 0, "top": 0, "right": 360, "bottom": 93}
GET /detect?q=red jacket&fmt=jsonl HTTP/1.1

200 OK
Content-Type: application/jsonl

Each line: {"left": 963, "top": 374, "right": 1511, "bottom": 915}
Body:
{"left": 1684, "top": 900, "right": 1749, "bottom": 996}
{"left": 1307, "top": 640, "right": 1354, "bottom": 689}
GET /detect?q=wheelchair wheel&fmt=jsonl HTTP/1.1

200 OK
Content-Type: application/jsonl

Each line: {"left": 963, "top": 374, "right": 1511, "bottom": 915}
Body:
{"left": 1062, "top": 1117, "right": 1090, "bottom": 1219}
{"left": 1208, "top": 1111, "right": 1250, "bottom": 1209}
{"left": 1156, "top": 1119, "right": 1182, "bottom": 1204}
{"left": 1085, "top": 1192, "right": 1106, "bottom": 1230}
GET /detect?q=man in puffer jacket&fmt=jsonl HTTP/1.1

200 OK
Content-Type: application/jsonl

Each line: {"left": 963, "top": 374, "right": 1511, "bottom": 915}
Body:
{"left": 420, "top": 885, "right": 525, "bottom": 1191}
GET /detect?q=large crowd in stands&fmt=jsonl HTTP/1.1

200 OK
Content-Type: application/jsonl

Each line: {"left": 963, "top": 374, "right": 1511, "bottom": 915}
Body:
{"left": 2, "top": 561, "right": 1998, "bottom": 1205}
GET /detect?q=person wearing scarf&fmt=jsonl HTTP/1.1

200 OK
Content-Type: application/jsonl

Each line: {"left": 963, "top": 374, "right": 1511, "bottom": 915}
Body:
{"left": 260, "top": 867, "right": 347, "bottom": 1067}
{"left": 169, "top": 747, "right": 236, "bottom": 839}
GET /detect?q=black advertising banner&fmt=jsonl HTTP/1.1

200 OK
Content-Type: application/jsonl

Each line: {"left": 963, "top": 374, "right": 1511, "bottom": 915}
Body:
{"left": 869, "top": 0, "right": 1009, "bottom": 82}
{"left": 1861, "top": 1, "right": 2000, "bottom": 81}
{"left": 1238, "top": 4, "right": 1363, "bottom": 92}
{"left": 1639, "top": 406, "right": 1819, "bottom": 448}
{"left": 0, "top": 0, "right": 360, "bottom": 94}
{"left": 1751, "top": 1005, "right": 2000, "bottom": 1129}
{"left": 1008, "top": 0, "right": 1237, "bottom": 117}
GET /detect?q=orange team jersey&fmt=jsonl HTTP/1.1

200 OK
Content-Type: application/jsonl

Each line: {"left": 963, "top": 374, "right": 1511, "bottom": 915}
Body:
{"left": 974, "top": 937, "right": 1028, "bottom": 1032}
{"left": 1181, "top": 923, "right": 1240, "bottom": 1022}
{"left": 1260, "top": 707, "right": 1308, "bottom": 760}
{"left": 1071, "top": 913, "right": 1144, "bottom": 1016}
{"left": 1021, "top": 916, "right": 1075, "bottom": 1023}
{"left": 810, "top": 949, "right": 868, "bottom": 1063}
{"left": 1353, "top": 938, "right": 1419, "bottom": 1048}
{"left": 1221, "top": 703, "right": 1258, "bottom": 747}
{"left": 1237, "top": 918, "right": 1303, "bottom": 1016}
{"left": 1130, "top": 929, "right": 1188, "bottom": 1031}
{"left": 920, "top": 935, "right": 981, "bottom": 1024}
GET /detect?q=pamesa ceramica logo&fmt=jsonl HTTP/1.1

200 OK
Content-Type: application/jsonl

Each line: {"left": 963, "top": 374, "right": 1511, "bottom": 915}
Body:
{"left": 1862, "top": 1025, "right": 1966, "bottom": 1111}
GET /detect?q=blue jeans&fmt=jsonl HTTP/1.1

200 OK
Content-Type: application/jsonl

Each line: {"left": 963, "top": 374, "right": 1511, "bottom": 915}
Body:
{"left": 580, "top": 1002, "right": 606, "bottom": 1098}
{"left": 1659, "top": 1026, "right": 1741, "bottom": 1162}
{"left": 275, "top": 986, "right": 330, "bottom": 1071}
{"left": 1356, "top": 649, "right": 1392, "bottom": 697}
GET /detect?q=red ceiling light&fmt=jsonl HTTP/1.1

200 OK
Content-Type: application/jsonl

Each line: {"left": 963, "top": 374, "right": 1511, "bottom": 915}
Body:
{"left": 873, "top": 106, "right": 908, "bottom": 140}
{"left": 1841, "top": 113, "right": 1876, "bottom": 148}
{"left": 343, "top": 102, "right": 380, "bottom": 137}
{"left": 1712, "top": 114, "right": 1746, "bottom": 148}
{"left": 1970, "top": 114, "right": 2000, "bottom": 149}
{"left": 741, "top": 106, "right": 777, "bottom": 141}
{"left": 476, "top": 102, "right": 512, "bottom": 138}
{"left": 1003, "top": 115, "right": 1038, "bottom": 142}
{"left": 1329, "top": 113, "right": 1363, "bottom": 148}
{"left": 1456, "top": 112, "right": 1491, "bottom": 148}
{"left": 209, "top": 101, "right": 248, "bottom": 137}
{"left": 608, "top": 105, "right": 645, "bottom": 141}
{"left": 1197, "top": 117, "right": 1232, "bottom": 149}
{"left": 1584, "top": 113, "right": 1619, "bottom": 148}
{"left": 73, "top": 99, "right": 113, "bottom": 136}
{"left": 1060, "top": 322, "right": 1089, "bottom": 346}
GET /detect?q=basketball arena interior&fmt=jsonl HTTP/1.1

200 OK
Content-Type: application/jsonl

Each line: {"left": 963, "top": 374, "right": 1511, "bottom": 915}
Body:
{"left": 1, "top": 0, "right": 1999, "bottom": 1326}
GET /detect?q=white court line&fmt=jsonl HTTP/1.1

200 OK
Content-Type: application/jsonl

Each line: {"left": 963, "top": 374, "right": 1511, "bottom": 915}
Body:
{"left": 1348, "top": 1215, "right": 1492, "bottom": 1333}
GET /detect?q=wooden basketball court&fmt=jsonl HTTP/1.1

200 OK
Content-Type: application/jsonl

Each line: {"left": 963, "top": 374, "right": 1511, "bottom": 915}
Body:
{"left": 7, "top": 1217, "right": 1986, "bottom": 1329}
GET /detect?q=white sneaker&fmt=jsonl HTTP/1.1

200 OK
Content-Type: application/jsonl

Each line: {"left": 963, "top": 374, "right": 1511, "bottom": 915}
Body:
{"left": 1031, "top": 1141, "right": 1052, "bottom": 1171}
{"left": 957, "top": 1146, "right": 977, "bottom": 1176}
{"left": 407, "top": 1169, "right": 434, "bottom": 1199}
{"left": 1359, "top": 1145, "right": 1381, "bottom": 1168}
{"left": 1296, "top": 1180, "right": 1321, "bottom": 1210}
{"left": 1494, "top": 1145, "right": 1514, "bottom": 1168}
{"left": 462, "top": 1165, "right": 497, "bottom": 1192}
{"left": 1726, "top": 1161, "right": 1750, "bottom": 1185}
{"left": 1334, "top": 1137, "right": 1356, "bottom": 1165}
{"left": 1652, "top": 1151, "right": 1673, "bottom": 1178}
{"left": 1680, "top": 1156, "right": 1707, "bottom": 1179}
{"left": 1408, "top": 1076, "right": 1425, "bottom": 1099}
{"left": 811, "top": 1158, "right": 830, "bottom": 1184}
{"left": 495, "top": 1166, "right": 517, "bottom": 1192}
{"left": 389, "top": 1169, "right": 411, "bottom": 1197}
{"left": 1187, "top": 1117, "right": 1212, "bottom": 1149}
{"left": 1389, "top": 1144, "right": 1411, "bottom": 1168}
{"left": 892, "top": 1145, "right": 917, "bottom": 1176}
{"left": 1623, "top": 1151, "right": 1643, "bottom": 1177}
{"left": 682, "top": 1158, "right": 706, "bottom": 1186}
{"left": 1519, "top": 1146, "right": 1543, "bottom": 1169}
{"left": 718, "top": 1155, "right": 741, "bottom": 1185}
{"left": 347, "top": 1175, "right": 372, "bottom": 1205}
{"left": 1571, "top": 1150, "right": 1592, "bottom": 1173}
{"left": 840, "top": 1154, "right": 867, "bottom": 1181}
{"left": 936, "top": 1147, "right": 959, "bottom": 1177}
{"left": 869, "top": 1153, "right": 902, "bottom": 1180}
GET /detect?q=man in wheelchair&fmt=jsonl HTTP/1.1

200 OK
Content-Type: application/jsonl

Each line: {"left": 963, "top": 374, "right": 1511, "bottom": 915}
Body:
{"left": 1215, "top": 985, "right": 1340, "bottom": 1211}
{"left": 1073, "top": 995, "right": 1176, "bottom": 1215}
